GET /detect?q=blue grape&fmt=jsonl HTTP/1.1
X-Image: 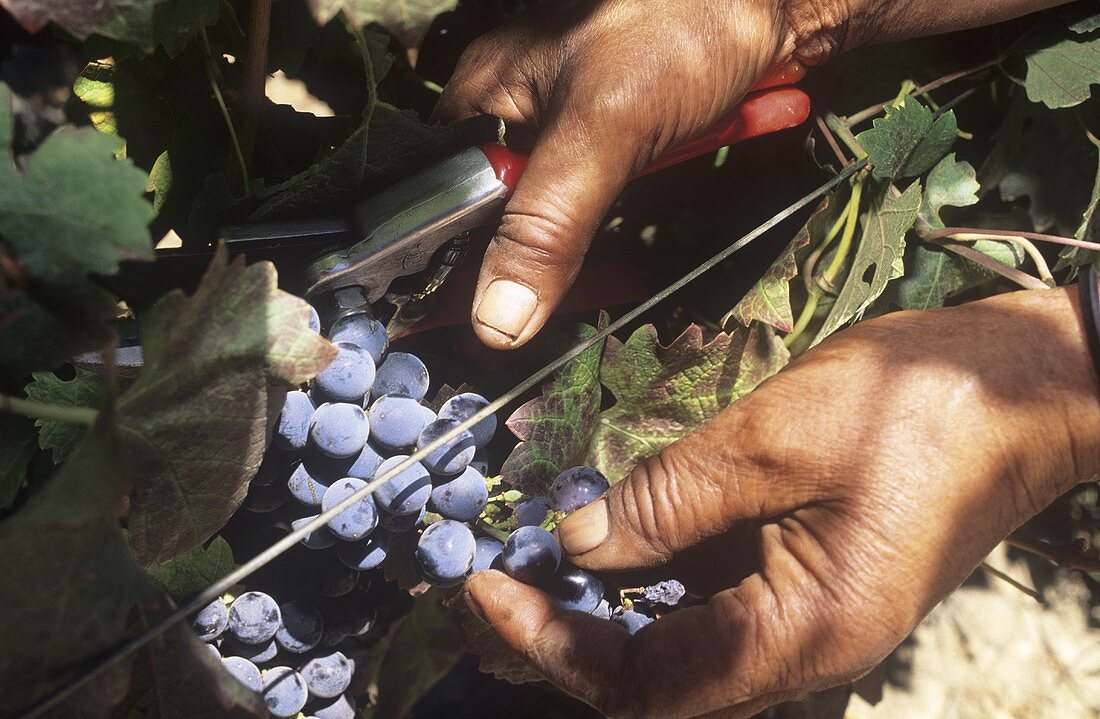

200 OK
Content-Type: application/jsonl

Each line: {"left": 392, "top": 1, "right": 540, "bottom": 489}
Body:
{"left": 262, "top": 666, "right": 309, "bottom": 717}
{"left": 502, "top": 526, "right": 560, "bottom": 585}
{"left": 311, "top": 694, "right": 355, "bottom": 719}
{"left": 548, "top": 466, "right": 610, "bottom": 513}
{"left": 470, "top": 453, "right": 489, "bottom": 475}
{"left": 291, "top": 516, "right": 336, "bottom": 550}
{"left": 274, "top": 390, "right": 315, "bottom": 451}
{"left": 314, "top": 342, "right": 376, "bottom": 403}
{"left": 438, "top": 392, "right": 496, "bottom": 449}
{"left": 514, "top": 497, "right": 549, "bottom": 527}
{"left": 418, "top": 404, "right": 438, "bottom": 426}
{"left": 228, "top": 591, "right": 281, "bottom": 644}
{"left": 549, "top": 567, "right": 604, "bottom": 613}
{"left": 329, "top": 312, "right": 387, "bottom": 364}
{"left": 315, "top": 555, "right": 359, "bottom": 597}
{"left": 337, "top": 529, "right": 390, "bottom": 570}
{"left": 373, "top": 352, "right": 429, "bottom": 401}
{"left": 275, "top": 601, "right": 323, "bottom": 654}
{"left": 378, "top": 504, "right": 425, "bottom": 532}
{"left": 302, "top": 442, "right": 382, "bottom": 483}
{"left": 368, "top": 395, "right": 429, "bottom": 451}
{"left": 592, "top": 599, "right": 612, "bottom": 620}
{"left": 344, "top": 443, "right": 383, "bottom": 480}
{"left": 321, "top": 478, "right": 378, "bottom": 541}
{"left": 251, "top": 450, "right": 292, "bottom": 487}
{"left": 372, "top": 456, "right": 431, "bottom": 516}
{"left": 299, "top": 650, "right": 353, "bottom": 699}
{"left": 416, "top": 520, "right": 476, "bottom": 587}
{"left": 429, "top": 465, "right": 488, "bottom": 521}
{"left": 417, "top": 418, "right": 476, "bottom": 476}
{"left": 222, "top": 656, "right": 262, "bottom": 692}
{"left": 309, "top": 403, "right": 369, "bottom": 458}
{"left": 191, "top": 598, "right": 228, "bottom": 642}
{"left": 243, "top": 481, "right": 289, "bottom": 513}
{"left": 612, "top": 609, "right": 654, "bottom": 635}
{"left": 308, "top": 305, "right": 321, "bottom": 334}
{"left": 221, "top": 636, "right": 278, "bottom": 663}
{"left": 287, "top": 462, "right": 330, "bottom": 507}
{"left": 471, "top": 536, "right": 503, "bottom": 573}
{"left": 205, "top": 643, "right": 221, "bottom": 661}
{"left": 643, "top": 579, "right": 686, "bottom": 606}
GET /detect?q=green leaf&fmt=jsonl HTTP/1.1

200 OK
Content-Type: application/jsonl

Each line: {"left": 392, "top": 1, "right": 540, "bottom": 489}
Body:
{"left": 0, "top": 415, "right": 36, "bottom": 510}
{"left": 24, "top": 369, "right": 105, "bottom": 464}
{"left": 0, "top": 0, "right": 166, "bottom": 46}
{"left": 119, "top": 247, "right": 336, "bottom": 565}
{"left": 501, "top": 316, "right": 606, "bottom": 497}
{"left": 305, "top": 0, "right": 458, "bottom": 48}
{"left": 879, "top": 240, "right": 1024, "bottom": 311}
{"left": 726, "top": 194, "right": 844, "bottom": 333}
{"left": 146, "top": 536, "right": 235, "bottom": 602}
{"left": 856, "top": 100, "right": 958, "bottom": 180}
{"left": 982, "top": 93, "right": 1098, "bottom": 233}
{"left": 919, "top": 153, "right": 980, "bottom": 229}
{"left": 0, "top": 82, "right": 153, "bottom": 375}
{"left": 365, "top": 594, "right": 465, "bottom": 719}
{"left": 587, "top": 322, "right": 788, "bottom": 482}
{"left": 1023, "top": 28, "right": 1100, "bottom": 109}
{"left": 811, "top": 182, "right": 923, "bottom": 345}
{"left": 151, "top": 0, "right": 221, "bottom": 57}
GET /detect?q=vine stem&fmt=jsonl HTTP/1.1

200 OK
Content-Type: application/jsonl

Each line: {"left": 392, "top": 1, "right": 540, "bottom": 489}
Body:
{"left": 844, "top": 57, "right": 1001, "bottom": 127}
{"left": 1007, "top": 532, "right": 1100, "bottom": 573}
{"left": 824, "top": 111, "right": 867, "bottom": 159}
{"left": 237, "top": 0, "right": 273, "bottom": 169}
{"left": 475, "top": 520, "right": 510, "bottom": 544}
{"left": 0, "top": 395, "right": 97, "bottom": 427}
{"left": 200, "top": 29, "right": 251, "bottom": 197}
{"left": 937, "top": 242, "right": 1050, "bottom": 290}
{"left": 785, "top": 176, "right": 865, "bottom": 348}
{"left": 813, "top": 112, "right": 848, "bottom": 166}
{"left": 980, "top": 561, "right": 1043, "bottom": 603}
{"left": 923, "top": 227, "right": 1100, "bottom": 252}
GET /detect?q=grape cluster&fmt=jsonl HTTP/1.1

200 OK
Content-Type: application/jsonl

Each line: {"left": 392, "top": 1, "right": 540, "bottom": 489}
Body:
{"left": 189, "top": 302, "right": 688, "bottom": 712}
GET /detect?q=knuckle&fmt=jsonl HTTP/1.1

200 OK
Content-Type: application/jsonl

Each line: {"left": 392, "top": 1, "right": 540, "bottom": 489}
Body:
{"left": 494, "top": 208, "right": 589, "bottom": 271}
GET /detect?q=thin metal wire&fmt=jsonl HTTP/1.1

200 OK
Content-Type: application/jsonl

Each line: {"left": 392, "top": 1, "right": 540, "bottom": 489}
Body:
{"left": 18, "top": 158, "right": 865, "bottom": 719}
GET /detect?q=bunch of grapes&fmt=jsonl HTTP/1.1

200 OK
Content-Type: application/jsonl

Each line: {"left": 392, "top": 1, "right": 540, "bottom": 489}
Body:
{"left": 189, "top": 300, "right": 687, "bottom": 715}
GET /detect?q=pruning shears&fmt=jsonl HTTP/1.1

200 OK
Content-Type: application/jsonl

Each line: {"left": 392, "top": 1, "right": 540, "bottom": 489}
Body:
{"left": 213, "top": 68, "right": 811, "bottom": 337}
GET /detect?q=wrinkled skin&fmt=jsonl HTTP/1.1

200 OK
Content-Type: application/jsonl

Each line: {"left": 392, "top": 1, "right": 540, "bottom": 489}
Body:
{"left": 464, "top": 288, "right": 1100, "bottom": 718}
{"left": 435, "top": 0, "right": 1092, "bottom": 716}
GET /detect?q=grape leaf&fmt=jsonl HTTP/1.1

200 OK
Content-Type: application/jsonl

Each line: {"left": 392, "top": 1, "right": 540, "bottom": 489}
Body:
{"left": 811, "top": 182, "right": 922, "bottom": 345}
{"left": 856, "top": 100, "right": 957, "bottom": 180}
{"left": 146, "top": 536, "right": 235, "bottom": 602}
{"left": 119, "top": 247, "right": 336, "bottom": 565}
{"left": 919, "top": 153, "right": 979, "bottom": 229}
{"left": 878, "top": 240, "right": 1024, "bottom": 311}
{"left": 24, "top": 368, "right": 104, "bottom": 464}
{"left": 1072, "top": 12, "right": 1100, "bottom": 35}
{"left": 0, "top": 0, "right": 165, "bottom": 46}
{"left": 365, "top": 593, "right": 465, "bottom": 719}
{"left": 725, "top": 193, "right": 843, "bottom": 333}
{"left": 305, "top": 0, "right": 458, "bottom": 48}
{"left": 0, "top": 82, "right": 153, "bottom": 375}
{"left": 151, "top": 0, "right": 220, "bottom": 57}
{"left": 1023, "top": 26, "right": 1100, "bottom": 109}
{"left": 501, "top": 315, "right": 607, "bottom": 497}
{"left": 0, "top": 415, "right": 36, "bottom": 510}
{"left": 587, "top": 322, "right": 788, "bottom": 483}
{"left": 982, "top": 92, "right": 1098, "bottom": 234}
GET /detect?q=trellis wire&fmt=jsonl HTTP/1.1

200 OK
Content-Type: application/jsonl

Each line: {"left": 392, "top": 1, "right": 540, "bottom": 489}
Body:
{"left": 18, "top": 157, "right": 866, "bottom": 719}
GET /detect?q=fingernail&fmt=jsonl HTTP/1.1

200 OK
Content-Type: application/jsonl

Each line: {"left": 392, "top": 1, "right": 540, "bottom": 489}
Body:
{"left": 557, "top": 498, "right": 609, "bottom": 556}
{"left": 475, "top": 280, "right": 537, "bottom": 338}
{"left": 464, "top": 587, "right": 488, "bottom": 623}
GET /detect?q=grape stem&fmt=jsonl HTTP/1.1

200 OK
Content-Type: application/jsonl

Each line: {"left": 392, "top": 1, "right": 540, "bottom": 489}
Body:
{"left": 475, "top": 520, "right": 509, "bottom": 544}
{"left": 0, "top": 395, "right": 97, "bottom": 427}
{"left": 200, "top": 29, "right": 251, "bottom": 197}
{"left": 785, "top": 176, "right": 865, "bottom": 348}
{"left": 813, "top": 112, "right": 849, "bottom": 166}
{"left": 1007, "top": 532, "right": 1100, "bottom": 573}
{"left": 979, "top": 561, "right": 1042, "bottom": 604}
{"left": 922, "top": 227, "right": 1100, "bottom": 253}
{"left": 824, "top": 112, "right": 867, "bottom": 159}
{"left": 844, "top": 57, "right": 1001, "bottom": 127}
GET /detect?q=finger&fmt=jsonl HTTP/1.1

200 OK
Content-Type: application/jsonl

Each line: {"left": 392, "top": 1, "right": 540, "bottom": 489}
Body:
{"left": 556, "top": 390, "right": 825, "bottom": 571}
{"left": 464, "top": 568, "right": 815, "bottom": 719}
{"left": 470, "top": 115, "right": 635, "bottom": 348}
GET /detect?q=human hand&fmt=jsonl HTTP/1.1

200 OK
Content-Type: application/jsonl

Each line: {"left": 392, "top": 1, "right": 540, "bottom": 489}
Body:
{"left": 463, "top": 287, "right": 1100, "bottom": 718}
{"left": 432, "top": 0, "right": 828, "bottom": 349}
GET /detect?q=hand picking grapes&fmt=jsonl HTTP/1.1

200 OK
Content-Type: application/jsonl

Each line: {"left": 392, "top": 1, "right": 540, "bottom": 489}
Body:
{"left": 3, "top": 0, "right": 1100, "bottom": 716}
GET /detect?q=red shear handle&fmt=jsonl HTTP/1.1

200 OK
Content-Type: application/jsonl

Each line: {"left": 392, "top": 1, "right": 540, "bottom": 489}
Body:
{"left": 479, "top": 64, "right": 810, "bottom": 195}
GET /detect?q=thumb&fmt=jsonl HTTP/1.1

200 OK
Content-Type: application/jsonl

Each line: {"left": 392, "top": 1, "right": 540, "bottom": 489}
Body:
{"left": 471, "top": 117, "right": 636, "bottom": 349}
{"left": 555, "top": 404, "right": 820, "bottom": 571}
